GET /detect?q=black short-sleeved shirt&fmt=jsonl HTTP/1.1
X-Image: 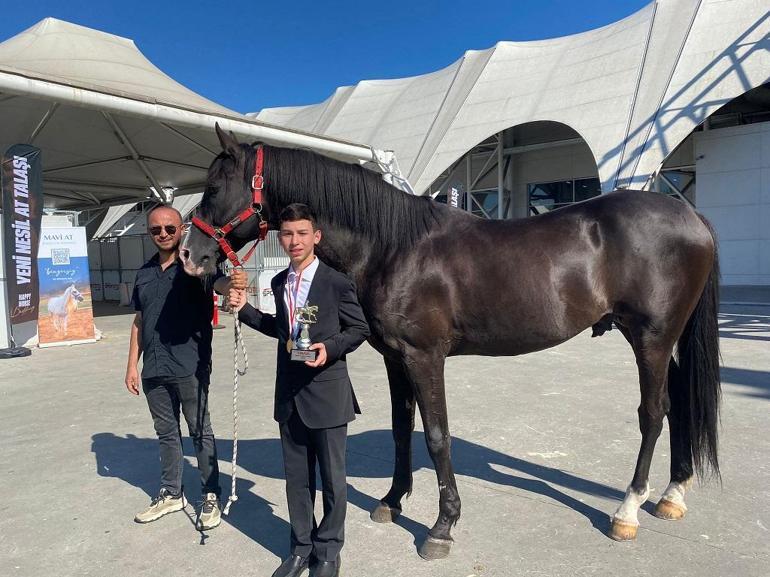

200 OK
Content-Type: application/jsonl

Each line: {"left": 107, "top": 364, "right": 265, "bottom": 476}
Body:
{"left": 132, "top": 254, "right": 221, "bottom": 382}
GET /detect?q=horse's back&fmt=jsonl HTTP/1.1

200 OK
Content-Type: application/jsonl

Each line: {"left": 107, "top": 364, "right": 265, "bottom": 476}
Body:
{"left": 393, "top": 190, "right": 715, "bottom": 356}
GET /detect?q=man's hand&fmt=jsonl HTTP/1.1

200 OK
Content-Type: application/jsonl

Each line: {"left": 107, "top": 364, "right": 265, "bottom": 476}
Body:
{"left": 230, "top": 269, "right": 248, "bottom": 290}
{"left": 228, "top": 288, "right": 247, "bottom": 312}
{"left": 305, "top": 342, "right": 327, "bottom": 368}
{"left": 125, "top": 365, "right": 140, "bottom": 395}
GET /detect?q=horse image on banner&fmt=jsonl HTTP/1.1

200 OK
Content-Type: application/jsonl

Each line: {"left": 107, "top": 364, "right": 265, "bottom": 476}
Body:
{"left": 37, "top": 227, "right": 95, "bottom": 347}
{"left": 46, "top": 284, "right": 84, "bottom": 336}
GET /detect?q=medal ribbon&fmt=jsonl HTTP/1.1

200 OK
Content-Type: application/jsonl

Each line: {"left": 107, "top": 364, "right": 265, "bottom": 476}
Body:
{"left": 286, "top": 269, "right": 304, "bottom": 339}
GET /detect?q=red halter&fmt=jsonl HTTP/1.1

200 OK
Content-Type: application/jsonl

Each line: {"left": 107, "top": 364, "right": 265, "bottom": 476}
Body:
{"left": 191, "top": 145, "right": 269, "bottom": 268}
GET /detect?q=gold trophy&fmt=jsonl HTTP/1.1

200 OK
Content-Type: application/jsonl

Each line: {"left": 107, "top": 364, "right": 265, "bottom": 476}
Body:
{"left": 290, "top": 304, "right": 319, "bottom": 362}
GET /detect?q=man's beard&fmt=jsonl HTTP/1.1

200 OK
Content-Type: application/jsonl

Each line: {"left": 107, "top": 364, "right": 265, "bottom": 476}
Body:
{"left": 154, "top": 238, "right": 180, "bottom": 251}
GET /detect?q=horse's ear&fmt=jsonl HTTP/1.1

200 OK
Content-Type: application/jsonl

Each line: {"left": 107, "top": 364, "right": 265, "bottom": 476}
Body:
{"left": 215, "top": 122, "right": 241, "bottom": 158}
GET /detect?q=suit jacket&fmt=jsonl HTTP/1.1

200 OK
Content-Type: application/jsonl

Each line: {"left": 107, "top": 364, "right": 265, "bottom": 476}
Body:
{"left": 238, "top": 260, "right": 370, "bottom": 429}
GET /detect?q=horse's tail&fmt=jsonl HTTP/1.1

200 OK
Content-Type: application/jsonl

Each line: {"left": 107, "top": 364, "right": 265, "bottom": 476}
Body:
{"left": 674, "top": 215, "right": 721, "bottom": 480}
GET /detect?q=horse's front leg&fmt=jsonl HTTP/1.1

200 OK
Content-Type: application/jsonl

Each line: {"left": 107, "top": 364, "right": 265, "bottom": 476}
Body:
{"left": 371, "top": 356, "right": 416, "bottom": 523}
{"left": 403, "top": 350, "right": 460, "bottom": 560}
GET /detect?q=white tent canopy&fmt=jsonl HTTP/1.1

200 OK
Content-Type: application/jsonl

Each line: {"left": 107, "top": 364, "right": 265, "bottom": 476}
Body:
{"left": 253, "top": 0, "right": 770, "bottom": 193}
{"left": 0, "top": 18, "right": 388, "bottom": 212}
{"left": 0, "top": 17, "right": 402, "bottom": 349}
{"left": 91, "top": 203, "right": 137, "bottom": 238}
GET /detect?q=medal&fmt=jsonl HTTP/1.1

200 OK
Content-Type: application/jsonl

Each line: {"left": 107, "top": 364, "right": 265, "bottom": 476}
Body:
{"left": 286, "top": 339, "right": 294, "bottom": 353}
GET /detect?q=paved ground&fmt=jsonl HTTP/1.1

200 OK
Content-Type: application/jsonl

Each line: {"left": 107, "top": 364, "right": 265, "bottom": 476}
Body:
{"left": 1, "top": 303, "right": 768, "bottom": 577}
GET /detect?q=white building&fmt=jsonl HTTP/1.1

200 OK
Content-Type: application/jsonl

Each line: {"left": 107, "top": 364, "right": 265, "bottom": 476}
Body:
{"left": 252, "top": 0, "right": 770, "bottom": 297}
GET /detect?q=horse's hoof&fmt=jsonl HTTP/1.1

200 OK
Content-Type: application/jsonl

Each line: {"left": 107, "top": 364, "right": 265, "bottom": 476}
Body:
{"left": 370, "top": 502, "right": 401, "bottom": 524}
{"left": 608, "top": 517, "right": 638, "bottom": 541}
{"left": 418, "top": 536, "right": 452, "bottom": 560}
{"left": 653, "top": 498, "right": 686, "bottom": 520}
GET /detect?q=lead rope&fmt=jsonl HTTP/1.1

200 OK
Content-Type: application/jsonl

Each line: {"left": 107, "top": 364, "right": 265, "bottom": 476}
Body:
{"left": 223, "top": 306, "right": 248, "bottom": 515}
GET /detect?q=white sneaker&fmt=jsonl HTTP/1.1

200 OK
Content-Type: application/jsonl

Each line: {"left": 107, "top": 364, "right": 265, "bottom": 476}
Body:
{"left": 197, "top": 493, "right": 221, "bottom": 531}
{"left": 134, "top": 488, "right": 187, "bottom": 523}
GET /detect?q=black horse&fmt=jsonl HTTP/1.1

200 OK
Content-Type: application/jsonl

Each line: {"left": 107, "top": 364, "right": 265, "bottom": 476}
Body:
{"left": 181, "top": 126, "right": 721, "bottom": 559}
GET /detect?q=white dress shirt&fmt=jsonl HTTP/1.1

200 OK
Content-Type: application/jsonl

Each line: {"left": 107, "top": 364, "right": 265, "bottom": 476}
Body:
{"left": 284, "top": 256, "right": 319, "bottom": 337}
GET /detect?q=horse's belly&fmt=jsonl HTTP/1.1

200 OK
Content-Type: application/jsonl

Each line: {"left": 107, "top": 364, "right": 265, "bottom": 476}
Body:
{"left": 450, "top": 322, "right": 591, "bottom": 357}
{"left": 451, "top": 332, "right": 575, "bottom": 357}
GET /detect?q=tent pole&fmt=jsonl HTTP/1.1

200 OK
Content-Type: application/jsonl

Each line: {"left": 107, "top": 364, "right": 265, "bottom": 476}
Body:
{"left": 29, "top": 102, "right": 59, "bottom": 143}
{"left": 0, "top": 211, "right": 13, "bottom": 349}
{"left": 102, "top": 112, "right": 171, "bottom": 204}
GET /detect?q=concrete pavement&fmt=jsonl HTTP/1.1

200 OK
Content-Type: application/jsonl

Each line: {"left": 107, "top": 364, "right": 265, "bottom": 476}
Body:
{"left": 1, "top": 303, "right": 768, "bottom": 577}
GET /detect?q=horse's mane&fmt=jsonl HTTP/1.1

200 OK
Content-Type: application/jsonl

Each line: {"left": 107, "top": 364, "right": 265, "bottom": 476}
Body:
{"left": 258, "top": 145, "right": 447, "bottom": 251}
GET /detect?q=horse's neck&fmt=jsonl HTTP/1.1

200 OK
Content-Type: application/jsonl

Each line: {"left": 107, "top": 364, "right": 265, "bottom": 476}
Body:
{"left": 314, "top": 224, "right": 375, "bottom": 280}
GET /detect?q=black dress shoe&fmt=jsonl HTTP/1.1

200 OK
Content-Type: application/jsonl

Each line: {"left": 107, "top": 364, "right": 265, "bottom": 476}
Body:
{"left": 271, "top": 555, "right": 309, "bottom": 577}
{"left": 310, "top": 555, "right": 341, "bottom": 577}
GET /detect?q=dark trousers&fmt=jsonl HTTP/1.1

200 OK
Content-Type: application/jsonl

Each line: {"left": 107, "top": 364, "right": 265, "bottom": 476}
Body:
{"left": 143, "top": 375, "right": 220, "bottom": 496}
{"left": 279, "top": 408, "right": 348, "bottom": 562}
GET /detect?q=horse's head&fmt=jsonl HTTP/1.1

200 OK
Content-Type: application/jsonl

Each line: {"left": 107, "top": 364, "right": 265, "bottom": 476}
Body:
{"left": 181, "top": 125, "right": 273, "bottom": 277}
{"left": 70, "top": 285, "right": 84, "bottom": 302}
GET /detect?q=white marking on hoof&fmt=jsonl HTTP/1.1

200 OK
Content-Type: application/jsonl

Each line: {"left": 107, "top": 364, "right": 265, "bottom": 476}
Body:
{"left": 612, "top": 483, "right": 650, "bottom": 529}
{"left": 654, "top": 479, "right": 689, "bottom": 520}
{"left": 661, "top": 480, "right": 687, "bottom": 507}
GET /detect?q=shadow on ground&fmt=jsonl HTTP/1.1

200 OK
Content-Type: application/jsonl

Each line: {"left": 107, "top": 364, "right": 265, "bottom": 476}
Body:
{"left": 91, "top": 432, "right": 288, "bottom": 556}
{"left": 92, "top": 429, "right": 623, "bottom": 552}
{"left": 719, "top": 312, "right": 770, "bottom": 343}
{"left": 720, "top": 366, "right": 770, "bottom": 400}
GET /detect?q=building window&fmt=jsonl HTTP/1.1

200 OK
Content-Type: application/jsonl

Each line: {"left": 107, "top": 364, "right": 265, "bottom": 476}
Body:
{"left": 528, "top": 177, "right": 601, "bottom": 215}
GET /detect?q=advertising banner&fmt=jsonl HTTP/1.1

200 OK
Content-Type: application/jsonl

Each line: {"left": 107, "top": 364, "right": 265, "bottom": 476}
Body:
{"left": 447, "top": 182, "right": 464, "bottom": 209}
{"left": 1, "top": 145, "right": 44, "bottom": 345}
{"left": 258, "top": 268, "right": 282, "bottom": 315}
{"left": 37, "top": 227, "right": 96, "bottom": 347}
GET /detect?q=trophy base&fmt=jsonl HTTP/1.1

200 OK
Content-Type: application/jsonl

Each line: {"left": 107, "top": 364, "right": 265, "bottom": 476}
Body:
{"left": 291, "top": 349, "right": 318, "bottom": 362}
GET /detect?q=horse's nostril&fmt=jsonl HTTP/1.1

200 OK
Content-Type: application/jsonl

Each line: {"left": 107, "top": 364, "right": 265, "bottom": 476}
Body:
{"left": 180, "top": 248, "right": 190, "bottom": 261}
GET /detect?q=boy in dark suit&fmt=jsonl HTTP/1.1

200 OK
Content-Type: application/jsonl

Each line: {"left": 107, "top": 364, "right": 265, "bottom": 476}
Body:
{"left": 229, "top": 203, "right": 369, "bottom": 577}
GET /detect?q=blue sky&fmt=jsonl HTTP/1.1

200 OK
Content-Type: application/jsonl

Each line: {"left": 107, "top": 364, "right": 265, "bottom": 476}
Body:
{"left": 1, "top": 0, "right": 650, "bottom": 114}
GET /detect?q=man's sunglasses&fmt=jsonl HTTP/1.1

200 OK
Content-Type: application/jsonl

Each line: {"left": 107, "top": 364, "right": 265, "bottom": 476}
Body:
{"left": 149, "top": 225, "right": 179, "bottom": 236}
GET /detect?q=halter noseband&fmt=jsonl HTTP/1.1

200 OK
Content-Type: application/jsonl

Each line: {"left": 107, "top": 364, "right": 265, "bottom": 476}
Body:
{"left": 192, "top": 145, "right": 269, "bottom": 268}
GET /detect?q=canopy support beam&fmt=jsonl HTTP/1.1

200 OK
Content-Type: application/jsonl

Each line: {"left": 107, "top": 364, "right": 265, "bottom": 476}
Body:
{"left": 160, "top": 122, "right": 217, "bottom": 155}
{"left": 44, "top": 156, "right": 131, "bottom": 174}
{"left": 29, "top": 102, "right": 59, "bottom": 143}
{"left": 102, "top": 111, "right": 171, "bottom": 204}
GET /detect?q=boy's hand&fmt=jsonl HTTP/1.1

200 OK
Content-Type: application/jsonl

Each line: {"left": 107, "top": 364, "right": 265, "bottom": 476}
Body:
{"left": 228, "top": 288, "right": 247, "bottom": 312}
{"left": 305, "top": 342, "right": 327, "bottom": 367}
{"left": 230, "top": 269, "right": 248, "bottom": 290}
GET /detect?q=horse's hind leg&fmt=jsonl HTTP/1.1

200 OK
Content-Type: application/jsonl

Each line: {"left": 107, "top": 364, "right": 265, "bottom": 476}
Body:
{"left": 403, "top": 350, "right": 459, "bottom": 560}
{"left": 371, "top": 357, "right": 416, "bottom": 523}
{"left": 654, "top": 358, "right": 693, "bottom": 520}
{"left": 610, "top": 327, "right": 675, "bottom": 541}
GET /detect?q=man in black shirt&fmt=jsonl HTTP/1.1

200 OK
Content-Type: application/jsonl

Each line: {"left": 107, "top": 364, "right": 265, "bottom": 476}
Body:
{"left": 125, "top": 204, "right": 245, "bottom": 531}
